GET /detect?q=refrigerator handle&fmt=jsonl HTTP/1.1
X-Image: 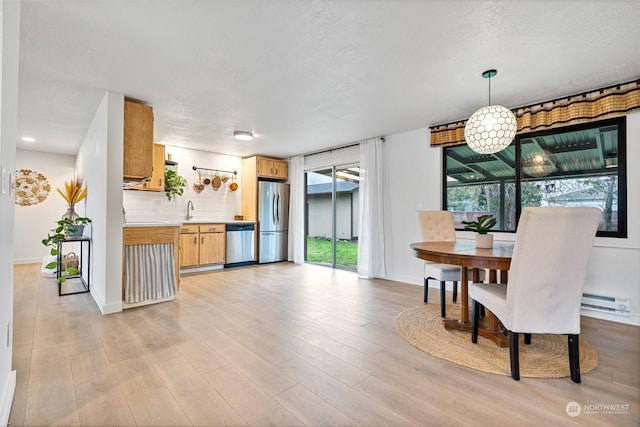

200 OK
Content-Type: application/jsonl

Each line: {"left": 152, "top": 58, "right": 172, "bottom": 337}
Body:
{"left": 276, "top": 193, "right": 280, "bottom": 223}
{"left": 272, "top": 193, "right": 276, "bottom": 225}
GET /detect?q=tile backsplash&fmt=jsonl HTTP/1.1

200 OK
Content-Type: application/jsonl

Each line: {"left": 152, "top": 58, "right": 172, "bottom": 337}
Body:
{"left": 123, "top": 145, "right": 242, "bottom": 223}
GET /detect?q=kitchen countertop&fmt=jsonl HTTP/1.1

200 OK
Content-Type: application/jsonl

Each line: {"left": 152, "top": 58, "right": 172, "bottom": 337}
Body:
{"left": 123, "top": 220, "right": 255, "bottom": 227}
{"left": 181, "top": 220, "right": 255, "bottom": 224}
{"left": 123, "top": 221, "right": 182, "bottom": 227}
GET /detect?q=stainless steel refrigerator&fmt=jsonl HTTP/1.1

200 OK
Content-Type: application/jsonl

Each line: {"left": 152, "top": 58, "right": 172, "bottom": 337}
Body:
{"left": 258, "top": 181, "right": 290, "bottom": 263}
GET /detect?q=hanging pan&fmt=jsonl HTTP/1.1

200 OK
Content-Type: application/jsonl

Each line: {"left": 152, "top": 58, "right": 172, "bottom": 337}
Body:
{"left": 193, "top": 172, "right": 205, "bottom": 193}
{"left": 212, "top": 174, "right": 222, "bottom": 191}
{"left": 229, "top": 175, "right": 238, "bottom": 191}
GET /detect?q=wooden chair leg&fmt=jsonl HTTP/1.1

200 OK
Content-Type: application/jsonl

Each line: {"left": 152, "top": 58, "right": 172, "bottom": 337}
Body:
{"left": 471, "top": 300, "right": 480, "bottom": 343}
{"left": 424, "top": 278, "right": 429, "bottom": 303}
{"left": 452, "top": 281, "right": 458, "bottom": 303}
{"left": 509, "top": 331, "right": 520, "bottom": 380}
{"left": 440, "top": 281, "right": 446, "bottom": 318}
{"left": 524, "top": 333, "right": 531, "bottom": 345}
{"left": 568, "top": 334, "right": 581, "bottom": 383}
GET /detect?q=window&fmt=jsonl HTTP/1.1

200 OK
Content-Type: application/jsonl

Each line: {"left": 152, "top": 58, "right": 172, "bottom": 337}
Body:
{"left": 443, "top": 117, "right": 627, "bottom": 237}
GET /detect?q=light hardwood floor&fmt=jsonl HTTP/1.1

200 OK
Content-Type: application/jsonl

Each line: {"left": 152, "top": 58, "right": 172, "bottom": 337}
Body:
{"left": 10, "top": 262, "right": 640, "bottom": 426}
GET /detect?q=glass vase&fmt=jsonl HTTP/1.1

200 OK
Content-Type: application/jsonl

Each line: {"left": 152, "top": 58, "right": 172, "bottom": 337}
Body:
{"left": 62, "top": 205, "right": 78, "bottom": 223}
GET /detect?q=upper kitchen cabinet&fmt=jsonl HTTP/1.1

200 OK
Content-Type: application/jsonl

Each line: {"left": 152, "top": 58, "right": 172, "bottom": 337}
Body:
{"left": 130, "top": 143, "right": 165, "bottom": 191}
{"left": 256, "top": 156, "right": 288, "bottom": 180}
{"left": 123, "top": 100, "right": 154, "bottom": 181}
{"left": 241, "top": 155, "right": 288, "bottom": 221}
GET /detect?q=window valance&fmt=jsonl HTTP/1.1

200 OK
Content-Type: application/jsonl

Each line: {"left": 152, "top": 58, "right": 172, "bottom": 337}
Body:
{"left": 430, "top": 80, "right": 640, "bottom": 147}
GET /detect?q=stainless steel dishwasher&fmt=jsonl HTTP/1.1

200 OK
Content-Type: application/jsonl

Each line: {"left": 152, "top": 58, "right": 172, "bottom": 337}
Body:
{"left": 225, "top": 223, "right": 255, "bottom": 266}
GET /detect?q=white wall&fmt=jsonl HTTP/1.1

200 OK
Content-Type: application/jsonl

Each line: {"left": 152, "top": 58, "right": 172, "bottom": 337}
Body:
{"left": 0, "top": 0, "right": 20, "bottom": 423}
{"left": 14, "top": 150, "right": 76, "bottom": 263}
{"left": 123, "top": 145, "right": 242, "bottom": 223}
{"left": 382, "top": 113, "right": 640, "bottom": 326}
{"left": 383, "top": 127, "right": 441, "bottom": 285}
{"left": 76, "top": 91, "right": 124, "bottom": 315}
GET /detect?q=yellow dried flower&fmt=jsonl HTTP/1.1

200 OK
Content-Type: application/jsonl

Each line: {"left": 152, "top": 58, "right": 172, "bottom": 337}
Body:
{"left": 56, "top": 176, "right": 87, "bottom": 206}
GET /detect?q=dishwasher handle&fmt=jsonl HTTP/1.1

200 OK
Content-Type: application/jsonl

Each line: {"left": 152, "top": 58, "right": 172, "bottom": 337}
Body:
{"left": 226, "top": 224, "right": 255, "bottom": 232}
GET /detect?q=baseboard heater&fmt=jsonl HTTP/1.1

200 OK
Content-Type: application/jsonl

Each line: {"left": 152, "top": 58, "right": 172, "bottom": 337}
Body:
{"left": 581, "top": 293, "right": 630, "bottom": 316}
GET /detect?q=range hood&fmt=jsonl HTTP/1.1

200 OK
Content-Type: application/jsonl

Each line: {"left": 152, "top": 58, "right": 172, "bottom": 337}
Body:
{"left": 122, "top": 177, "right": 151, "bottom": 189}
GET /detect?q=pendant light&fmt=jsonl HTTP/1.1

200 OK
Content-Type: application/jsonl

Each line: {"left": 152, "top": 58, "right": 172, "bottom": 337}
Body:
{"left": 464, "top": 69, "right": 517, "bottom": 154}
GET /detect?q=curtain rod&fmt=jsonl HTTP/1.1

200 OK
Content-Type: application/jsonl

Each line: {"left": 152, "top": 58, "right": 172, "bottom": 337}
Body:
{"left": 429, "top": 78, "right": 640, "bottom": 130}
{"left": 297, "top": 136, "right": 385, "bottom": 158}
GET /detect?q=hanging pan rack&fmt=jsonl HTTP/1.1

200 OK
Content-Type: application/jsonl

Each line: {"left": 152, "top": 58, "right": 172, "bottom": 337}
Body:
{"left": 192, "top": 166, "right": 237, "bottom": 175}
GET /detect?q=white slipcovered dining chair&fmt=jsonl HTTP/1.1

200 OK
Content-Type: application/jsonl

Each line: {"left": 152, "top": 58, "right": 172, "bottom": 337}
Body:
{"left": 418, "top": 211, "right": 484, "bottom": 318}
{"left": 469, "top": 206, "right": 601, "bottom": 382}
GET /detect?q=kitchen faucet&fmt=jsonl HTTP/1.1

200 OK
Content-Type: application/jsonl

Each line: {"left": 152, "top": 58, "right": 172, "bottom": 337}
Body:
{"left": 186, "top": 200, "right": 194, "bottom": 220}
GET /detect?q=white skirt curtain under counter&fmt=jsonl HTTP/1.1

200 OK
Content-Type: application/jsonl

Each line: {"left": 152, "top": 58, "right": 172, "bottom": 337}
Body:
{"left": 124, "top": 243, "right": 177, "bottom": 304}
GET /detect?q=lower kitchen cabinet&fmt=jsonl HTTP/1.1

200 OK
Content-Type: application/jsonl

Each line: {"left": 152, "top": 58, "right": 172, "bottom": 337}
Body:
{"left": 179, "top": 223, "right": 225, "bottom": 268}
{"left": 179, "top": 228, "right": 199, "bottom": 267}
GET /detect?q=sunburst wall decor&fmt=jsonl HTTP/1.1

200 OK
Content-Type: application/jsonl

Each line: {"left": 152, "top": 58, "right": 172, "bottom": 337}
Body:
{"left": 14, "top": 169, "right": 51, "bottom": 206}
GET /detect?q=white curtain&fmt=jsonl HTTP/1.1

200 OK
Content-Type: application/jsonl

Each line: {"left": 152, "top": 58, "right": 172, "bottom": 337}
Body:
{"left": 124, "top": 243, "right": 177, "bottom": 303}
{"left": 288, "top": 155, "right": 305, "bottom": 263}
{"left": 357, "top": 137, "right": 386, "bottom": 278}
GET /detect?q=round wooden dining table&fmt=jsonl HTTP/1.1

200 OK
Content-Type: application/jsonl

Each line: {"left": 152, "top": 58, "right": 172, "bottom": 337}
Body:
{"left": 410, "top": 240, "right": 514, "bottom": 346}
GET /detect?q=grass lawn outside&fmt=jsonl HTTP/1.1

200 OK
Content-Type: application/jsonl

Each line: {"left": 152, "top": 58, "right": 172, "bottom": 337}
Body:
{"left": 306, "top": 237, "right": 358, "bottom": 267}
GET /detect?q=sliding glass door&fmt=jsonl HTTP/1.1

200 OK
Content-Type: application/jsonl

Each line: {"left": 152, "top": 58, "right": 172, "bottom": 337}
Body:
{"left": 305, "top": 164, "right": 360, "bottom": 269}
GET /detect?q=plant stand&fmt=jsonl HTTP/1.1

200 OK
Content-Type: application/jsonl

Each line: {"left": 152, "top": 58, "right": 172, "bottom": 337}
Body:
{"left": 56, "top": 236, "right": 91, "bottom": 296}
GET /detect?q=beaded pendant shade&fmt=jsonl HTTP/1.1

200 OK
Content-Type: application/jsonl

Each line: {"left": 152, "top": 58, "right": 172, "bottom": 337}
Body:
{"left": 464, "top": 70, "right": 517, "bottom": 154}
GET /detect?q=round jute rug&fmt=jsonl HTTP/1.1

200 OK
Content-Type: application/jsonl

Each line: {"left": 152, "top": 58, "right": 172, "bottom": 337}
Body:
{"left": 395, "top": 304, "right": 598, "bottom": 378}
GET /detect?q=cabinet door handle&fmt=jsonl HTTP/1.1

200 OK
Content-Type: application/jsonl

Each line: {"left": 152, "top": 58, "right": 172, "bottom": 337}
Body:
{"left": 193, "top": 236, "right": 197, "bottom": 244}
{"left": 201, "top": 237, "right": 204, "bottom": 244}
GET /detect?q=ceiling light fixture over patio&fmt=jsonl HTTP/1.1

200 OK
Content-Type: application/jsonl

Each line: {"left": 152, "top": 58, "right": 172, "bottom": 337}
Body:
{"left": 464, "top": 69, "right": 517, "bottom": 154}
{"left": 234, "top": 131, "right": 254, "bottom": 141}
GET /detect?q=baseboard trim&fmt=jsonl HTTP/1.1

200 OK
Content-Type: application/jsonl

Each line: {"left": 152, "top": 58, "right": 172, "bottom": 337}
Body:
{"left": 123, "top": 295, "right": 174, "bottom": 310}
{"left": 581, "top": 308, "right": 640, "bottom": 326}
{"left": 13, "top": 258, "right": 41, "bottom": 264}
{"left": 90, "top": 289, "right": 122, "bottom": 315}
{"left": 0, "top": 370, "right": 16, "bottom": 427}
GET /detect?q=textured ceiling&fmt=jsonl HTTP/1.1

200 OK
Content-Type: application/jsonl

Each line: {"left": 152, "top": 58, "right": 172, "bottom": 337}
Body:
{"left": 16, "top": 0, "right": 640, "bottom": 158}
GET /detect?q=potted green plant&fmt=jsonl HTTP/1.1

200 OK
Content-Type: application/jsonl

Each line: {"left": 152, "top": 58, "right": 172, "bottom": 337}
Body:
{"left": 165, "top": 168, "right": 187, "bottom": 200}
{"left": 42, "top": 216, "right": 92, "bottom": 282}
{"left": 462, "top": 214, "right": 497, "bottom": 248}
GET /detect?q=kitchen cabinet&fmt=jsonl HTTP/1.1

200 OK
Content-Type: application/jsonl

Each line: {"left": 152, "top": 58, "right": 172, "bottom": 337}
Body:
{"left": 179, "top": 225, "right": 199, "bottom": 267}
{"left": 123, "top": 100, "right": 154, "bottom": 181}
{"left": 257, "top": 157, "right": 288, "bottom": 180}
{"left": 179, "top": 223, "right": 225, "bottom": 268}
{"left": 130, "top": 143, "right": 165, "bottom": 191}
{"left": 199, "top": 224, "right": 226, "bottom": 265}
{"left": 241, "top": 155, "right": 288, "bottom": 221}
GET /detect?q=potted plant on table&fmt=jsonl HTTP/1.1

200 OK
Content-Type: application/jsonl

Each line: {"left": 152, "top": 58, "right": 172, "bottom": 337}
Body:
{"left": 42, "top": 216, "right": 92, "bottom": 282}
{"left": 43, "top": 175, "right": 92, "bottom": 282}
{"left": 462, "top": 214, "right": 497, "bottom": 248}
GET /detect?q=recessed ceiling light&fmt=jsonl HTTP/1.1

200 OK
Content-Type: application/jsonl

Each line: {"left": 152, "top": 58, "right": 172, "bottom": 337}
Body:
{"left": 22, "top": 136, "right": 36, "bottom": 142}
{"left": 234, "top": 131, "right": 254, "bottom": 141}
